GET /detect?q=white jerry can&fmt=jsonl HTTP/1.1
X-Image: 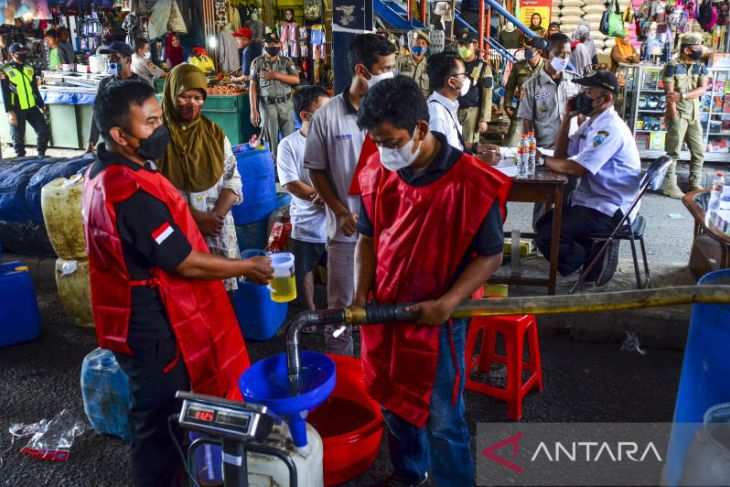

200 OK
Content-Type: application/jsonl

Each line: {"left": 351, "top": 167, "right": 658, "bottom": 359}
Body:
{"left": 55, "top": 258, "right": 94, "bottom": 328}
{"left": 247, "top": 423, "right": 324, "bottom": 487}
{"left": 41, "top": 174, "right": 87, "bottom": 260}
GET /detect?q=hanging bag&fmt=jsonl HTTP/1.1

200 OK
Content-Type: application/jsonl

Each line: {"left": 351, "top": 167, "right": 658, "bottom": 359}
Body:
{"left": 602, "top": 0, "right": 626, "bottom": 37}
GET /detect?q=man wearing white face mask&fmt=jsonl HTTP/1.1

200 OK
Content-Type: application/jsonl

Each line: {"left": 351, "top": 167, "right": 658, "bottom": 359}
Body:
{"left": 353, "top": 75, "right": 510, "bottom": 487}
{"left": 518, "top": 33, "right": 580, "bottom": 151}
{"left": 426, "top": 51, "right": 469, "bottom": 151}
{"left": 396, "top": 29, "right": 431, "bottom": 98}
{"left": 304, "top": 34, "right": 396, "bottom": 355}
{"left": 131, "top": 37, "right": 167, "bottom": 87}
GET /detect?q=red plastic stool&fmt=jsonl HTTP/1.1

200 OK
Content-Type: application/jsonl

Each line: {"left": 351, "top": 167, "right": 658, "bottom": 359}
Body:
{"left": 465, "top": 314, "right": 543, "bottom": 421}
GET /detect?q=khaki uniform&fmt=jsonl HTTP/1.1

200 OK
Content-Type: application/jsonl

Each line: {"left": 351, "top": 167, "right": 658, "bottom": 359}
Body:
{"left": 396, "top": 54, "right": 430, "bottom": 98}
{"left": 456, "top": 58, "right": 493, "bottom": 149}
{"left": 503, "top": 58, "right": 544, "bottom": 147}
{"left": 663, "top": 58, "right": 709, "bottom": 188}
{"left": 250, "top": 54, "right": 298, "bottom": 158}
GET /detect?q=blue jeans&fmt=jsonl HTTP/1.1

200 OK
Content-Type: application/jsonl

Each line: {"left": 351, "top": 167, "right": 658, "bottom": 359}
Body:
{"left": 382, "top": 319, "right": 473, "bottom": 486}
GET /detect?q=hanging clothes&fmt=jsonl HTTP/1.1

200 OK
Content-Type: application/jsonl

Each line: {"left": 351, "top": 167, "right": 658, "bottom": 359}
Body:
{"left": 228, "top": 4, "right": 241, "bottom": 30}
{"left": 218, "top": 26, "right": 241, "bottom": 72}
{"left": 245, "top": 18, "right": 265, "bottom": 41}
{"left": 280, "top": 22, "right": 298, "bottom": 58}
{"left": 262, "top": 0, "right": 275, "bottom": 27}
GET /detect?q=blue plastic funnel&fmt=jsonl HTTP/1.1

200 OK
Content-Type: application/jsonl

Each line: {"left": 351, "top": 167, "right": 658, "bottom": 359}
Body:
{"left": 239, "top": 351, "right": 336, "bottom": 447}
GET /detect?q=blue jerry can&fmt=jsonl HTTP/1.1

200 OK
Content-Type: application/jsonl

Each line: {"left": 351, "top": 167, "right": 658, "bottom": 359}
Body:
{"left": 0, "top": 261, "right": 41, "bottom": 348}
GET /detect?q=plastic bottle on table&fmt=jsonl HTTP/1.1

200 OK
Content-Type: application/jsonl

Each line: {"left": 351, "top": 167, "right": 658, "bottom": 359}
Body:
{"left": 517, "top": 134, "right": 528, "bottom": 178}
{"left": 527, "top": 132, "right": 536, "bottom": 175}
{"left": 708, "top": 172, "right": 725, "bottom": 223}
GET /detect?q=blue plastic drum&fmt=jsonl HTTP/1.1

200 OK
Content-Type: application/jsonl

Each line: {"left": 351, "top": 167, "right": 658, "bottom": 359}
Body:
{"left": 664, "top": 269, "right": 730, "bottom": 486}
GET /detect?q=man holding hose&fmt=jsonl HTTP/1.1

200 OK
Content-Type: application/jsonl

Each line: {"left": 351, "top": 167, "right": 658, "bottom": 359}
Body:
{"left": 353, "top": 76, "right": 510, "bottom": 486}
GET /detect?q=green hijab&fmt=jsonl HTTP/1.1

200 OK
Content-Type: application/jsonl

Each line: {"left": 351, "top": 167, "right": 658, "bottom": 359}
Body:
{"left": 158, "top": 64, "right": 225, "bottom": 193}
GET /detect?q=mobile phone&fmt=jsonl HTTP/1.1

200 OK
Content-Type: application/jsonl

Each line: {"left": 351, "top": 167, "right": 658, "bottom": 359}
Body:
{"left": 568, "top": 97, "right": 578, "bottom": 112}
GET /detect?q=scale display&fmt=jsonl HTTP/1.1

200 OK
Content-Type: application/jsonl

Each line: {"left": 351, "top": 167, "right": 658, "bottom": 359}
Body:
{"left": 181, "top": 402, "right": 254, "bottom": 437}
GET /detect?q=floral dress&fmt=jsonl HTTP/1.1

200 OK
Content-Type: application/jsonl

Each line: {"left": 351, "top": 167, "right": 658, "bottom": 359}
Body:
{"left": 180, "top": 137, "right": 242, "bottom": 291}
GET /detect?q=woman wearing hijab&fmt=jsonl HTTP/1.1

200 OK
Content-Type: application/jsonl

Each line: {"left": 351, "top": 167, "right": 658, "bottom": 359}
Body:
{"left": 547, "top": 22, "right": 561, "bottom": 37}
{"left": 611, "top": 34, "right": 640, "bottom": 72}
{"left": 165, "top": 33, "right": 184, "bottom": 68}
{"left": 158, "top": 64, "right": 243, "bottom": 295}
{"left": 570, "top": 24, "right": 593, "bottom": 75}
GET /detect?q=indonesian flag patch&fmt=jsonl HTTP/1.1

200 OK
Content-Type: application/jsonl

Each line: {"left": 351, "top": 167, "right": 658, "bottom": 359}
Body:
{"left": 152, "top": 222, "right": 174, "bottom": 245}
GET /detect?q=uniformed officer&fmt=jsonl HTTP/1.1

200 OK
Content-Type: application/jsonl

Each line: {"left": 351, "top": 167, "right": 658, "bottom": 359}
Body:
{"left": 661, "top": 32, "right": 709, "bottom": 199}
{"left": 537, "top": 70, "right": 641, "bottom": 286}
{"left": 456, "top": 32, "right": 493, "bottom": 154}
{"left": 395, "top": 29, "right": 431, "bottom": 98}
{"left": 249, "top": 32, "right": 300, "bottom": 159}
{"left": 0, "top": 42, "right": 49, "bottom": 157}
{"left": 504, "top": 39, "right": 545, "bottom": 147}
{"left": 518, "top": 33, "right": 581, "bottom": 228}
{"left": 518, "top": 33, "right": 580, "bottom": 151}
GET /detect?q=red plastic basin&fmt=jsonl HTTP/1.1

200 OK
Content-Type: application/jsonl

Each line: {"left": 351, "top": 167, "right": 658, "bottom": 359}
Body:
{"left": 307, "top": 354, "right": 384, "bottom": 486}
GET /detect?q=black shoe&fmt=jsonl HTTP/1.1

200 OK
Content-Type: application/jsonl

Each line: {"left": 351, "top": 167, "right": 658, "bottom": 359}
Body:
{"left": 582, "top": 240, "right": 619, "bottom": 285}
{"left": 373, "top": 473, "right": 431, "bottom": 487}
{"left": 596, "top": 240, "right": 620, "bottom": 286}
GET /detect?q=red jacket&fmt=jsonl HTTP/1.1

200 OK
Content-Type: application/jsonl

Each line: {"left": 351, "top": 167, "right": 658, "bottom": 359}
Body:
{"left": 82, "top": 162, "right": 249, "bottom": 399}
{"left": 358, "top": 150, "right": 511, "bottom": 427}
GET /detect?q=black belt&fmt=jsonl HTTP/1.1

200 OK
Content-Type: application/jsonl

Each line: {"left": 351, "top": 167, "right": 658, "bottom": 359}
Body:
{"left": 261, "top": 94, "right": 291, "bottom": 104}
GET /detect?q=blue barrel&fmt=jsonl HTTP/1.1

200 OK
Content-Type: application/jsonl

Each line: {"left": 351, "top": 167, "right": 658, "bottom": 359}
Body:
{"left": 664, "top": 269, "right": 730, "bottom": 486}
{"left": 0, "top": 261, "right": 41, "bottom": 348}
{"left": 231, "top": 144, "right": 276, "bottom": 225}
{"left": 234, "top": 249, "right": 288, "bottom": 340}
{"left": 80, "top": 348, "right": 132, "bottom": 441}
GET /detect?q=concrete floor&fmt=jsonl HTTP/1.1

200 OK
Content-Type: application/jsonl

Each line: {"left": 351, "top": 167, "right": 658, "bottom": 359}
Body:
{"left": 0, "top": 291, "right": 684, "bottom": 487}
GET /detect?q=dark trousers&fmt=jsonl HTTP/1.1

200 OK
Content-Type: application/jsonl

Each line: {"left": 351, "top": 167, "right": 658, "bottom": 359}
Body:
{"left": 535, "top": 204, "right": 622, "bottom": 276}
{"left": 10, "top": 107, "right": 49, "bottom": 157}
{"left": 114, "top": 337, "right": 190, "bottom": 487}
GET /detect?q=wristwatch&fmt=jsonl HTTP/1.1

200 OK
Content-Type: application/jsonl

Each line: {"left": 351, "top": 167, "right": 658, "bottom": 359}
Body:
{"left": 681, "top": 92, "right": 686, "bottom": 100}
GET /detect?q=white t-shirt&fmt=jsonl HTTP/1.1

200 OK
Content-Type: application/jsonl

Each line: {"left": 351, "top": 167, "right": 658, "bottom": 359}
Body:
{"left": 427, "top": 91, "right": 464, "bottom": 151}
{"left": 277, "top": 131, "right": 327, "bottom": 243}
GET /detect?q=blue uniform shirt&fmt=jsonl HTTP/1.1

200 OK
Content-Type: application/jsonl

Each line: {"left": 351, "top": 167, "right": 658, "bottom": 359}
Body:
{"left": 568, "top": 107, "right": 642, "bottom": 219}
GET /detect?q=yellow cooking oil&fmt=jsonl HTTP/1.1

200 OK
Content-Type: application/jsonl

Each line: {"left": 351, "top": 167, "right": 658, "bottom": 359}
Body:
{"left": 270, "top": 275, "right": 297, "bottom": 303}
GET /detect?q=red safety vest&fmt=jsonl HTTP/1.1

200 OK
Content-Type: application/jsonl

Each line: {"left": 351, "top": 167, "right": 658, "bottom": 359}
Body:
{"left": 82, "top": 161, "right": 249, "bottom": 399}
{"left": 358, "top": 149, "right": 511, "bottom": 427}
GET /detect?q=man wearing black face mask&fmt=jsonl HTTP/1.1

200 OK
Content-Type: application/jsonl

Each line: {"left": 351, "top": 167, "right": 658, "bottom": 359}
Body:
{"left": 86, "top": 42, "right": 140, "bottom": 154}
{"left": 661, "top": 32, "right": 709, "bottom": 199}
{"left": 83, "top": 79, "right": 274, "bottom": 486}
{"left": 249, "top": 32, "right": 300, "bottom": 160}
{"left": 1, "top": 43, "right": 49, "bottom": 157}
{"left": 536, "top": 70, "right": 641, "bottom": 286}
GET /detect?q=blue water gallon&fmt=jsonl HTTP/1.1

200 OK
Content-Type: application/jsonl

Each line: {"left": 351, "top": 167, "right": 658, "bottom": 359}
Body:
{"left": 231, "top": 144, "right": 276, "bottom": 225}
{"left": 234, "top": 249, "right": 288, "bottom": 340}
{"left": 0, "top": 261, "right": 41, "bottom": 348}
{"left": 80, "top": 348, "right": 132, "bottom": 441}
{"left": 664, "top": 269, "right": 730, "bottom": 486}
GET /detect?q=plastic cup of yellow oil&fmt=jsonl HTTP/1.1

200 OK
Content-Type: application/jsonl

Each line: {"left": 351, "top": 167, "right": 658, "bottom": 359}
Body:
{"left": 268, "top": 252, "right": 297, "bottom": 303}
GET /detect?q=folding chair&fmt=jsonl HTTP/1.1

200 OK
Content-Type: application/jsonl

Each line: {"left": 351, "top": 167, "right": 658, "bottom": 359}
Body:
{"left": 569, "top": 156, "right": 672, "bottom": 294}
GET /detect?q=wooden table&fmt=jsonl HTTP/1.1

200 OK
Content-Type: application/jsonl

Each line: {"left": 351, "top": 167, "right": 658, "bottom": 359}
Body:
{"left": 683, "top": 190, "right": 730, "bottom": 279}
{"left": 491, "top": 169, "right": 568, "bottom": 295}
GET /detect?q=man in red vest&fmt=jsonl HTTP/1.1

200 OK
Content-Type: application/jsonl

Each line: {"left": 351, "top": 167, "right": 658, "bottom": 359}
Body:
{"left": 82, "top": 80, "right": 273, "bottom": 486}
{"left": 354, "top": 76, "right": 511, "bottom": 487}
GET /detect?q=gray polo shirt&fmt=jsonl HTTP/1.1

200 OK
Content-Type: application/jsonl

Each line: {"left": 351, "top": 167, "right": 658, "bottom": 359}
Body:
{"left": 303, "top": 92, "right": 364, "bottom": 243}
{"left": 517, "top": 67, "right": 581, "bottom": 149}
